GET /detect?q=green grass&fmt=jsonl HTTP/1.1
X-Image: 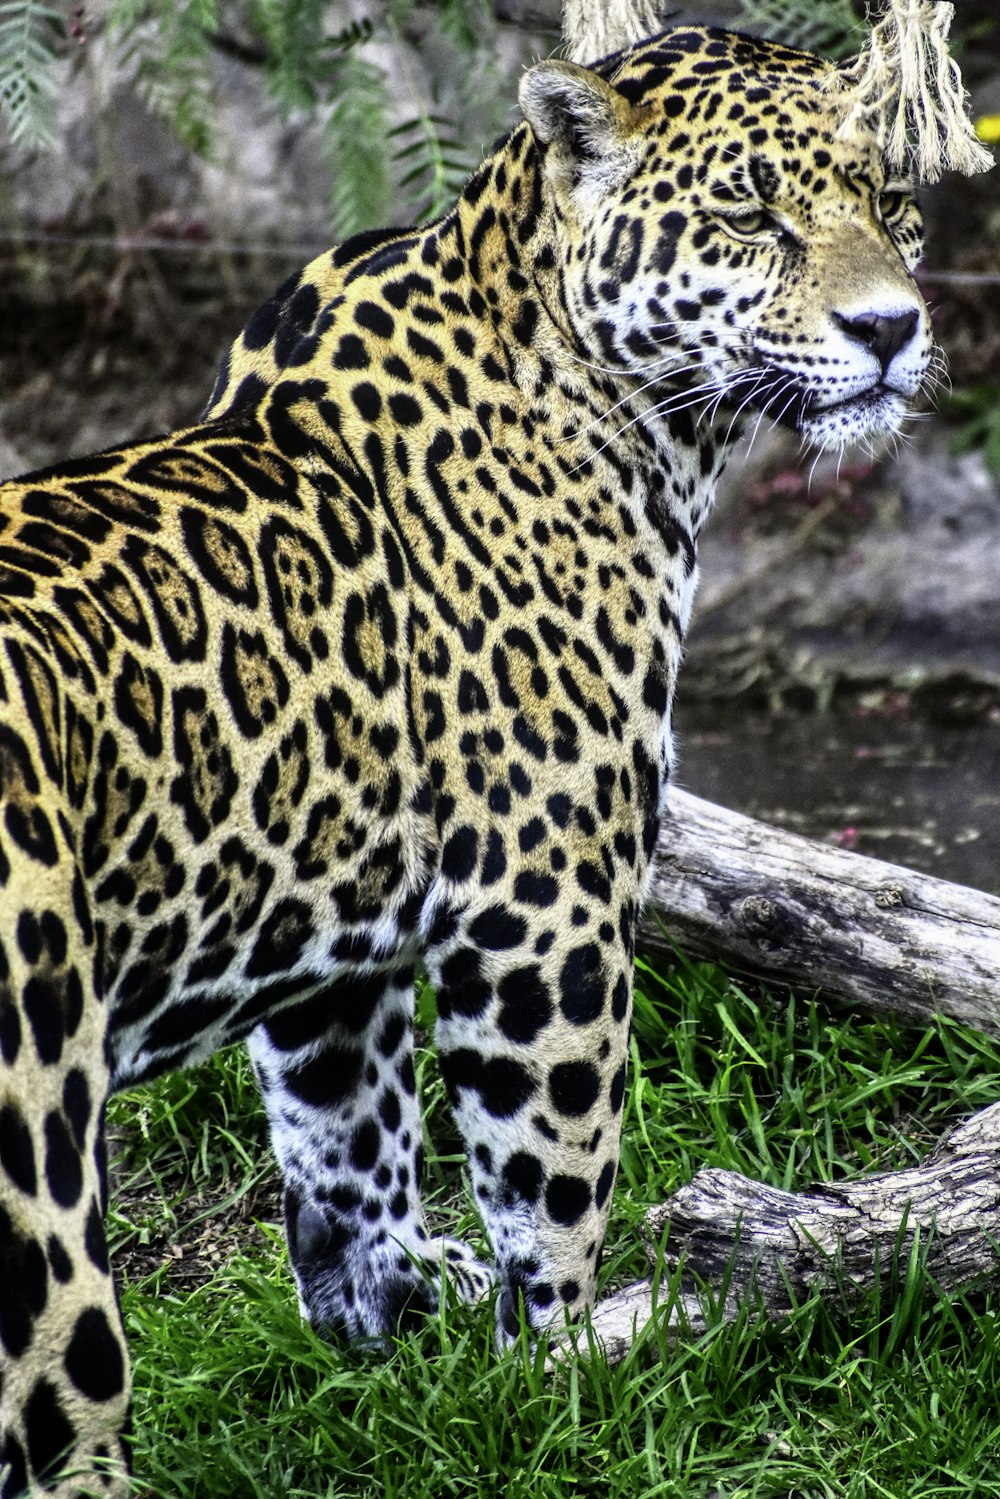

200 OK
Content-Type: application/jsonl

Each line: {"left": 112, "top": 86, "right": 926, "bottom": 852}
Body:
{"left": 107, "top": 957, "right": 1000, "bottom": 1498}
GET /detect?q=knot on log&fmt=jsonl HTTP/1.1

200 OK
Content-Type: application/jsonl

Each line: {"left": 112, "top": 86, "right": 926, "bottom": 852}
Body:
{"left": 741, "top": 894, "right": 777, "bottom": 932}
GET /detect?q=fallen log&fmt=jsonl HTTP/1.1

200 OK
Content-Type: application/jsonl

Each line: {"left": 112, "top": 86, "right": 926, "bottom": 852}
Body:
{"left": 641, "top": 787, "right": 1000, "bottom": 1039}
{"left": 585, "top": 1099, "right": 1000, "bottom": 1364}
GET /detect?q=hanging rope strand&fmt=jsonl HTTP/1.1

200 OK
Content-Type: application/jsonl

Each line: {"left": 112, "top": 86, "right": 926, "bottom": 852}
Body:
{"left": 561, "top": 0, "right": 663, "bottom": 62}
{"left": 829, "top": 0, "right": 994, "bottom": 181}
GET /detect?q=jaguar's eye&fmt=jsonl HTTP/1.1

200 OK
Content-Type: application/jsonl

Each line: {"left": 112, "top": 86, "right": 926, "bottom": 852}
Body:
{"left": 877, "top": 188, "right": 911, "bottom": 221}
{"left": 718, "top": 208, "right": 776, "bottom": 238}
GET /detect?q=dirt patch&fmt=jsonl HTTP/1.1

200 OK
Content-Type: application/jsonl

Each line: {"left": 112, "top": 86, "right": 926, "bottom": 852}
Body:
{"left": 106, "top": 1089, "right": 283, "bottom": 1293}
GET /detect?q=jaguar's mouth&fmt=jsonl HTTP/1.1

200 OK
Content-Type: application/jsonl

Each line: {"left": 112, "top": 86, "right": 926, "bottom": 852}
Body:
{"left": 733, "top": 368, "right": 913, "bottom": 448}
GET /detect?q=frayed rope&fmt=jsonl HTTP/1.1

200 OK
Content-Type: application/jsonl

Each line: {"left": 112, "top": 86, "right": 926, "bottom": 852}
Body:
{"left": 830, "top": 0, "right": 994, "bottom": 182}
{"left": 562, "top": 0, "right": 664, "bottom": 62}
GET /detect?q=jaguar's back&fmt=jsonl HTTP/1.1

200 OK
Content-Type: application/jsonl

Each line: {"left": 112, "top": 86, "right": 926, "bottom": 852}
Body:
{"left": 0, "top": 24, "right": 931, "bottom": 1497}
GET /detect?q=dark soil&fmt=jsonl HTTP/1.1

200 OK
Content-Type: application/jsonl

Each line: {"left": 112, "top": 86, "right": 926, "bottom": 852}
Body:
{"left": 107, "top": 1096, "right": 284, "bottom": 1294}
{"left": 0, "top": 241, "right": 300, "bottom": 475}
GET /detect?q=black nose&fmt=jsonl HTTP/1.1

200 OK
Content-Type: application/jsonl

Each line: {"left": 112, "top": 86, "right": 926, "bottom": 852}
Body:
{"left": 833, "top": 308, "right": 919, "bottom": 374}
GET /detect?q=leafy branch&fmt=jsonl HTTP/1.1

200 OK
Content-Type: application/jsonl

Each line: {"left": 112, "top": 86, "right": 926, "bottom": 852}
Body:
{"left": 0, "top": 0, "right": 65, "bottom": 147}
{"left": 109, "top": 0, "right": 219, "bottom": 156}
{"left": 734, "top": 0, "right": 866, "bottom": 58}
{"left": 101, "top": 0, "right": 495, "bottom": 236}
{"left": 389, "top": 112, "right": 479, "bottom": 224}
{"left": 247, "top": 0, "right": 373, "bottom": 113}
{"left": 323, "top": 46, "right": 394, "bottom": 240}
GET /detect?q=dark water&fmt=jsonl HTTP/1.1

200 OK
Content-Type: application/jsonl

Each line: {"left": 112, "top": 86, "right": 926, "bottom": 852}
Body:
{"left": 673, "top": 704, "right": 1000, "bottom": 896}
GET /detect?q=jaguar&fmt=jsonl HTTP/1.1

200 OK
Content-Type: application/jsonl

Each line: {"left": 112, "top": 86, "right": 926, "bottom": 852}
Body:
{"left": 0, "top": 22, "right": 931, "bottom": 1497}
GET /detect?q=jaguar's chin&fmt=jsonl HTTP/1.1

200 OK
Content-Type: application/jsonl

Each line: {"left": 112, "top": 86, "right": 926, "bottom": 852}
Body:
{"left": 796, "top": 387, "right": 913, "bottom": 451}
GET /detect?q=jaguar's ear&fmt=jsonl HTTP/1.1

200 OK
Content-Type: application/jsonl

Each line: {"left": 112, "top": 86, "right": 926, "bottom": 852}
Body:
{"left": 519, "top": 60, "right": 636, "bottom": 191}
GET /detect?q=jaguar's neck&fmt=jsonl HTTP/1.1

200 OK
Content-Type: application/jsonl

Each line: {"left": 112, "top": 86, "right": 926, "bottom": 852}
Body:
{"left": 443, "top": 125, "right": 734, "bottom": 537}
{"left": 205, "top": 126, "right": 729, "bottom": 573}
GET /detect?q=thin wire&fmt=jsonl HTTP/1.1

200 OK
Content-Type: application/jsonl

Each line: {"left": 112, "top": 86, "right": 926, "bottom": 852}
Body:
{"left": 917, "top": 271, "right": 1000, "bottom": 286}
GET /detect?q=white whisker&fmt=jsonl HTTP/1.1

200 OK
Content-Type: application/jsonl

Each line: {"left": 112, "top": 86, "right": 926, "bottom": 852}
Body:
{"left": 806, "top": 446, "right": 824, "bottom": 490}
{"left": 569, "top": 376, "right": 731, "bottom": 467}
{"left": 721, "top": 372, "right": 777, "bottom": 446}
{"left": 744, "top": 377, "right": 802, "bottom": 461}
{"left": 558, "top": 365, "right": 721, "bottom": 452}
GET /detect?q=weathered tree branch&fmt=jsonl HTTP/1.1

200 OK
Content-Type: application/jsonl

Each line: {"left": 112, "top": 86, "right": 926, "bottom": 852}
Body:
{"left": 585, "top": 1100, "right": 1000, "bottom": 1363}
{"left": 641, "top": 787, "right": 1000, "bottom": 1039}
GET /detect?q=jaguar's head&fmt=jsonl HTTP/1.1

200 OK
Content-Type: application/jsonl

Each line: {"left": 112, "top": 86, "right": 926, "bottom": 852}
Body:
{"left": 520, "top": 25, "right": 934, "bottom": 452}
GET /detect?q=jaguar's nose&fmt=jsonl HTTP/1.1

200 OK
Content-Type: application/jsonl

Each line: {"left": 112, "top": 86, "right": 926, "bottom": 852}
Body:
{"left": 832, "top": 308, "right": 920, "bottom": 375}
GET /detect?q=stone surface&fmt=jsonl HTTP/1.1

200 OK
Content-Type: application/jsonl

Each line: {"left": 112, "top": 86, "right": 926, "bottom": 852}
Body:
{"left": 684, "top": 428, "right": 1000, "bottom": 700}
{"left": 0, "top": 1, "right": 543, "bottom": 244}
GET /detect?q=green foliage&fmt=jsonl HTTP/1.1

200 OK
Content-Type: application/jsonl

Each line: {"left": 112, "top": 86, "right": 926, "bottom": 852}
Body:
{"left": 0, "top": 0, "right": 64, "bottom": 147}
{"left": 433, "top": 0, "right": 493, "bottom": 54}
{"left": 0, "top": 0, "right": 503, "bottom": 235}
{"left": 944, "top": 382, "right": 1000, "bottom": 474}
{"left": 248, "top": 0, "right": 373, "bottom": 114}
{"left": 313, "top": 1, "right": 509, "bottom": 233}
{"left": 389, "top": 111, "right": 476, "bottom": 225}
{"left": 387, "top": 0, "right": 501, "bottom": 225}
{"left": 109, "top": 0, "right": 219, "bottom": 156}
{"left": 323, "top": 46, "right": 395, "bottom": 242}
{"left": 735, "top": 0, "right": 866, "bottom": 58}
{"left": 107, "top": 0, "right": 386, "bottom": 167}
{"left": 316, "top": 0, "right": 502, "bottom": 234}
{"left": 112, "top": 955, "right": 1000, "bottom": 1496}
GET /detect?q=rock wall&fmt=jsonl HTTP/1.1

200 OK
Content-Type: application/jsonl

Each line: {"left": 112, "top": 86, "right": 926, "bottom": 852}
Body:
{"left": 0, "top": 0, "right": 555, "bottom": 243}
{"left": 684, "top": 430, "right": 1000, "bottom": 704}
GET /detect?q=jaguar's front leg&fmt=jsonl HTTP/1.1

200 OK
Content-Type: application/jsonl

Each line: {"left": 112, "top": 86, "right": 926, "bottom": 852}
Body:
{"left": 248, "top": 968, "right": 492, "bottom": 1341}
{"left": 428, "top": 889, "right": 636, "bottom": 1340}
